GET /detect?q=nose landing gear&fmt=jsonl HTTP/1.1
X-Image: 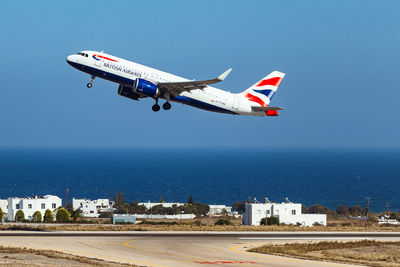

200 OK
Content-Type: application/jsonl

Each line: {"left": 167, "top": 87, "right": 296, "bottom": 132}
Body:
{"left": 87, "top": 75, "right": 95, "bottom": 88}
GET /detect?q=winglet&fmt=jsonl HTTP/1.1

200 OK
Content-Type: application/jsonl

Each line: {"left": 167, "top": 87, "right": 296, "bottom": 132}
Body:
{"left": 218, "top": 68, "right": 232, "bottom": 81}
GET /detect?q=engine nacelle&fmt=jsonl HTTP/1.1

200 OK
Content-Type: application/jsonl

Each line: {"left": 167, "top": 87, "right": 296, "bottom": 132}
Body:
{"left": 134, "top": 78, "right": 159, "bottom": 97}
{"left": 266, "top": 110, "right": 279, "bottom": 116}
{"left": 118, "top": 85, "right": 140, "bottom": 100}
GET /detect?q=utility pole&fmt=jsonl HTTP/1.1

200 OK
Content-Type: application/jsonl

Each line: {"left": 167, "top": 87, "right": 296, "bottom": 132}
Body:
{"left": 385, "top": 202, "right": 390, "bottom": 215}
{"left": 65, "top": 188, "right": 69, "bottom": 208}
{"left": 366, "top": 197, "right": 370, "bottom": 219}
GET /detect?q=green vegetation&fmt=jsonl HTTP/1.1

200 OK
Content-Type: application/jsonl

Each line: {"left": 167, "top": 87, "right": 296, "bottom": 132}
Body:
{"left": 232, "top": 201, "right": 246, "bottom": 213}
{"left": 15, "top": 210, "right": 25, "bottom": 222}
{"left": 267, "top": 216, "right": 279, "bottom": 225}
{"left": 188, "top": 195, "right": 194, "bottom": 205}
{"left": 43, "top": 209, "right": 54, "bottom": 223}
{"left": 32, "top": 211, "right": 42, "bottom": 223}
{"left": 215, "top": 219, "right": 232, "bottom": 225}
{"left": 56, "top": 208, "right": 70, "bottom": 223}
{"left": 0, "top": 207, "right": 3, "bottom": 222}
{"left": 113, "top": 191, "right": 209, "bottom": 216}
{"left": 70, "top": 209, "right": 83, "bottom": 221}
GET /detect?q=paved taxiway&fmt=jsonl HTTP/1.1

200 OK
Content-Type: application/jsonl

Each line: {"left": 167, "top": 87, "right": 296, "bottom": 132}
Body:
{"left": 1, "top": 231, "right": 400, "bottom": 267}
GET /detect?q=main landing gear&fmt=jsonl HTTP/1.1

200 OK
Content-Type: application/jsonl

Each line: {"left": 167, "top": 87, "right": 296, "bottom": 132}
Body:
{"left": 87, "top": 75, "right": 95, "bottom": 88}
{"left": 163, "top": 102, "right": 171, "bottom": 110}
{"left": 152, "top": 99, "right": 172, "bottom": 112}
{"left": 152, "top": 99, "right": 160, "bottom": 112}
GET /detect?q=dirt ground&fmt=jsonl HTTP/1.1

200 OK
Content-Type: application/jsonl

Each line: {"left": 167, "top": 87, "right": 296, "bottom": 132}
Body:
{"left": 251, "top": 240, "right": 400, "bottom": 267}
{"left": 0, "top": 247, "right": 137, "bottom": 267}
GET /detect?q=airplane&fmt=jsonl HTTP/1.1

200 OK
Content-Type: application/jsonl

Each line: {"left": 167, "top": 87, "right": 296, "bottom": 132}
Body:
{"left": 66, "top": 50, "right": 285, "bottom": 116}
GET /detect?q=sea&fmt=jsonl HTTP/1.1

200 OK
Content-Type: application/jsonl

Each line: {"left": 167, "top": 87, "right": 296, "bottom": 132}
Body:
{"left": 0, "top": 148, "right": 399, "bottom": 212}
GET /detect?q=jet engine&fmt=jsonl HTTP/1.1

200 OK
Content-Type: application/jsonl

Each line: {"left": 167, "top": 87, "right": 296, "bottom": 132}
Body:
{"left": 134, "top": 78, "right": 159, "bottom": 97}
{"left": 118, "top": 85, "right": 140, "bottom": 100}
{"left": 266, "top": 110, "right": 279, "bottom": 116}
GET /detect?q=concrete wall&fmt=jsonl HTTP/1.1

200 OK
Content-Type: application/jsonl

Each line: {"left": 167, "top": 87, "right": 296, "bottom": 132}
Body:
{"left": 133, "top": 214, "right": 196, "bottom": 219}
{"left": 139, "top": 202, "right": 185, "bottom": 209}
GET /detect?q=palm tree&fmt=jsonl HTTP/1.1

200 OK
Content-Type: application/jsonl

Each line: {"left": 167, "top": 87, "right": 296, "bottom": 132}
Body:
{"left": 70, "top": 209, "right": 83, "bottom": 222}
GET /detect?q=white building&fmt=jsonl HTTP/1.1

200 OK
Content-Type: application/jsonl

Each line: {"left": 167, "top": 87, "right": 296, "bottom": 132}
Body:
{"left": 208, "top": 205, "right": 232, "bottom": 216}
{"left": 72, "top": 198, "right": 114, "bottom": 217}
{"left": 0, "top": 199, "right": 8, "bottom": 220}
{"left": 242, "top": 198, "right": 326, "bottom": 227}
{"left": 378, "top": 215, "right": 400, "bottom": 225}
{"left": 8, "top": 195, "right": 62, "bottom": 221}
{"left": 139, "top": 202, "right": 185, "bottom": 209}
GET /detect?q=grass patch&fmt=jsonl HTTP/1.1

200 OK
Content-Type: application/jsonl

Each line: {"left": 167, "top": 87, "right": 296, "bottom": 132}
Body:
{"left": 249, "top": 240, "right": 400, "bottom": 266}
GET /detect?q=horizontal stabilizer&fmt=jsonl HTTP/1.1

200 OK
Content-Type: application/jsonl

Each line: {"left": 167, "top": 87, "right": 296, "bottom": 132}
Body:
{"left": 251, "top": 106, "right": 284, "bottom": 112}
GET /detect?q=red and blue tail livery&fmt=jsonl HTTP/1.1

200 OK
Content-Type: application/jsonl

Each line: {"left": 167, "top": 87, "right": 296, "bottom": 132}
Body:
{"left": 67, "top": 50, "right": 286, "bottom": 116}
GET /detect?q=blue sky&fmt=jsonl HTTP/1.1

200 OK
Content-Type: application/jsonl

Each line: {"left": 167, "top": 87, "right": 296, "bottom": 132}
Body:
{"left": 0, "top": 0, "right": 399, "bottom": 148}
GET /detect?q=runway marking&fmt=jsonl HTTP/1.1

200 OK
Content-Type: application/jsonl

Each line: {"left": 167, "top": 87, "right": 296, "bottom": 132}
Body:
{"left": 195, "top": 261, "right": 256, "bottom": 264}
{"left": 124, "top": 240, "right": 260, "bottom": 266}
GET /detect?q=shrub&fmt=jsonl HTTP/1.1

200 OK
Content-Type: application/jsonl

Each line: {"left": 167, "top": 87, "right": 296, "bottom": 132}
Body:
{"left": 260, "top": 217, "right": 267, "bottom": 225}
{"left": 43, "top": 209, "right": 54, "bottom": 223}
{"left": 32, "top": 211, "right": 42, "bottom": 223}
{"left": 267, "top": 216, "right": 279, "bottom": 225}
{"left": 215, "top": 219, "right": 232, "bottom": 225}
{"left": 56, "top": 208, "right": 70, "bottom": 223}
{"left": 15, "top": 210, "right": 25, "bottom": 222}
{"left": 336, "top": 205, "right": 349, "bottom": 216}
{"left": 0, "top": 207, "right": 3, "bottom": 222}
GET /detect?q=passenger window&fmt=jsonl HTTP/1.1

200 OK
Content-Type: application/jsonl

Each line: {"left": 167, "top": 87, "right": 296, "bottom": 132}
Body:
{"left": 85, "top": 54, "right": 88, "bottom": 57}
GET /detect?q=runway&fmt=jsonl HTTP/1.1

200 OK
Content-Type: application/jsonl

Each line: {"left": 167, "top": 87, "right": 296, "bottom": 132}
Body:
{"left": 1, "top": 231, "right": 400, "bottom": 266}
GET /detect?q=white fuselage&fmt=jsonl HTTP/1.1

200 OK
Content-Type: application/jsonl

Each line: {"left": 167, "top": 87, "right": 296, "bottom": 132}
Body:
{"left": 66, "top": 50, "right": 268, "bottom": 116}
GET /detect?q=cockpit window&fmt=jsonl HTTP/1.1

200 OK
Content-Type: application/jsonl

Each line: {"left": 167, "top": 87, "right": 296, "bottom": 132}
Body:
{"left": 85, "top": 54, "right": 88, "bottom": 57}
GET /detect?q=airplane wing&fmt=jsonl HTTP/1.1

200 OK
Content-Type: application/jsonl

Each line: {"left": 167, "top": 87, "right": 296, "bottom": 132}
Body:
{"left": 251, "top": 106, "right": 285, "bottom": 112}
{"left": 158, "top": 68, "right": 232, "bottom": 94}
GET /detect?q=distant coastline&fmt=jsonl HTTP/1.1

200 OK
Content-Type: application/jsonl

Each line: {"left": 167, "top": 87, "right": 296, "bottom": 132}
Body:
{"left": 0, "top": 147, "right": 399, "bottom": 212}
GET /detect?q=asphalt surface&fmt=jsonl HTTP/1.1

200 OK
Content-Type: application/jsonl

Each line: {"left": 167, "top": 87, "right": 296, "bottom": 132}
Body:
{"left": 1, "top": 231, "right": 399, "bottom": 267}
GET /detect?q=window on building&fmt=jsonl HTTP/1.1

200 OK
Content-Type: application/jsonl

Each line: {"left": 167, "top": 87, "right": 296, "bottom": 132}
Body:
{"left": 28, "top": 204, "right": 32, "bottom": 209}
{"left": 52, "top": 203, "right": 56, "bottom": 209}
{"left": 266, "top": 210, "right": 270, "bottom": 215}
{"left": 291, "top": 210, "right": 296, "bottom": 215}
{"left": 41, "top": 203, "right": 45, "bottom": 209}
{"left": 16, "top": 204, "right": 20, "bottom": 209}
{"left": 90, "top": 210, "right": 94, "bottom": 213}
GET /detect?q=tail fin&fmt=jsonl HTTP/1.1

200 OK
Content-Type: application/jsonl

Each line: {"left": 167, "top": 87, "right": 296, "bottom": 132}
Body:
{"left": 243, "top": 71, "right": 285, "bottom": 107}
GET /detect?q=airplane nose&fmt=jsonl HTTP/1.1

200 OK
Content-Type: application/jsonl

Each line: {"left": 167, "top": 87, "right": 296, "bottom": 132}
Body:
{"left": 66, "top": 55, "right": 73, "bottom": 62}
